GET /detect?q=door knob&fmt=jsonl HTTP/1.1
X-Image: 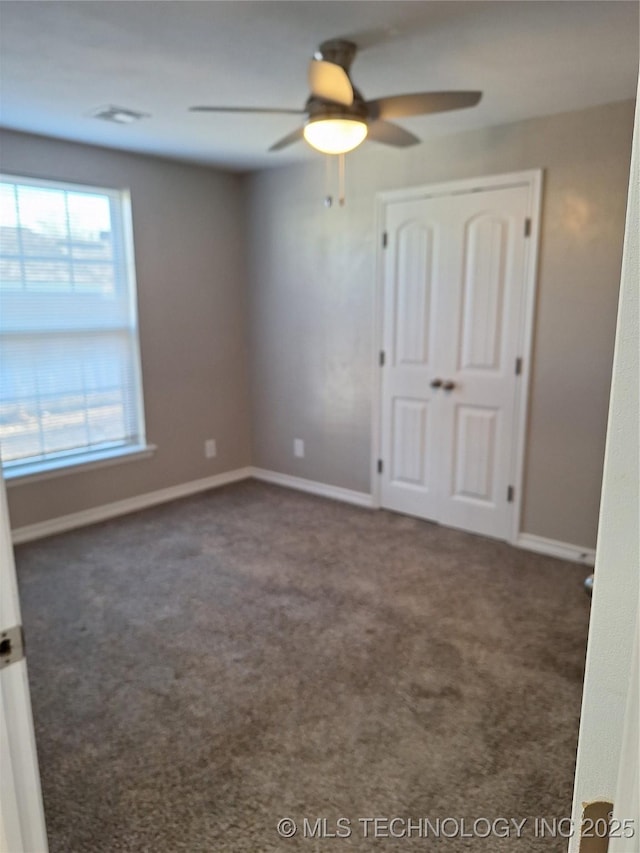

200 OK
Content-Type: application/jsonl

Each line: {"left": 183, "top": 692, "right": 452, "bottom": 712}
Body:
{"left": 442, "top": 380, "right": 456, "bottom": 391}
{"left": 430, "top": 378, "right": 443, "bottom": 389}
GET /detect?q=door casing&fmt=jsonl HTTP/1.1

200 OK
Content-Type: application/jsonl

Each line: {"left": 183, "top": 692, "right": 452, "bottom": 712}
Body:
{"left": 371, "top": 169, "right": 543, "bottom": 545}
{"left": 0, "top": 467, "right": 48, "bottom": 852}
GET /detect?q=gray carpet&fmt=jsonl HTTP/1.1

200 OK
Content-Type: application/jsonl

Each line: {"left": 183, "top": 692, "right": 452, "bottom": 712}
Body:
{"left": 15, "top": 480, "right": 591, "bottom": 852}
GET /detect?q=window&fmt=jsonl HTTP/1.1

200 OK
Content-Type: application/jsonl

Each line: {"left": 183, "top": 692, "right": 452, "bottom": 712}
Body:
{"left": 0, "top": 175, "right": 149, "bottom": 480}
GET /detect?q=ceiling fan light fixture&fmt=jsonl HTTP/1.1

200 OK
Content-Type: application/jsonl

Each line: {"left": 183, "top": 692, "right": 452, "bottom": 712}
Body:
{"left": 303, "top": 117, "right": 368, "bottom": 154}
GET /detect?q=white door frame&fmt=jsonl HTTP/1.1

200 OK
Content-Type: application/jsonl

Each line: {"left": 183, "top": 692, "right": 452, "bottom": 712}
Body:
{"left": 371, "top": 169, "right": 543, "bottom": 545}
{"left": 570, "top": 83, "right": 639, "bottom": 852}
{"left": 0, "top": 468, "right": 48, "bottom": 852}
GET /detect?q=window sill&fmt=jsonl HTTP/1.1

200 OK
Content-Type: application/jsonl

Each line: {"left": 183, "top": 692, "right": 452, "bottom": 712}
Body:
{"left": 4, "top": 444, "right": 157, "bottom": 487}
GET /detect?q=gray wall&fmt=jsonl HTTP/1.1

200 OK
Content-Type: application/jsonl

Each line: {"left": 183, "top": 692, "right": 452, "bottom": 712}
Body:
{"left": 245, "top": 100, "right": 635, "bottom": 548}
{"left": 2, "top": 129, "right": 252, "bottom": 530}
{"left": 2, "top": 100, "right": 634, "bottom": 547}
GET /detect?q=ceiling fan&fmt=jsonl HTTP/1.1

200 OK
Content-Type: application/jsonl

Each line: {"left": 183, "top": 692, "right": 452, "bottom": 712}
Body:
{"left": 190, "top": 38, "right": 482, "bottom": 155}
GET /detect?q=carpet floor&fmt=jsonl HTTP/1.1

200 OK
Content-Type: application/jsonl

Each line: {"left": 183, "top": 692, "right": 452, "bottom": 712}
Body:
{"left": 15, "top": 480, "right": 591, "bottom": 852}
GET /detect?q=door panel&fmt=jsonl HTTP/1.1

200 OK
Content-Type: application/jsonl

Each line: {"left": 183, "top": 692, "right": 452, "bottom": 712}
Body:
{"left": 394, "top": 222, "right": 434, "bottom": 365}
{"left": 452, "top": 405, "right": 499, "bottom": 504}
{"left": 459, "top": 215, "right": 508, "bottom": 371}
{"left": 380, "top": 183, "right": 531, "bottom": 540}
{"left": 391, "top": 397, "right": 430, "bottom": 486}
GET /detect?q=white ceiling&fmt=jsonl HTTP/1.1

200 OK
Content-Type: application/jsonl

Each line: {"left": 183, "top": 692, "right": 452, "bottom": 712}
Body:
{"left": 0, "top": 1, "right": 638, "bottom": 172}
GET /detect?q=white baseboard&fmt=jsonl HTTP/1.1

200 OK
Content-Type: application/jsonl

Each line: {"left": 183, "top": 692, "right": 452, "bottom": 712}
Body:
{"left": 10, "top": 464, "right": 591, "bottom": 568}
{"left": 516, "top": 532, "right": 596, "bottom": 566}
{"left": 250, "top": 467, "right": 374, "bottom": 509}
{"left": 11, "top": 465, "right": 371, "bottom": 545}
{"left": 11, "top": 467, "right": 253, "bottom": 545}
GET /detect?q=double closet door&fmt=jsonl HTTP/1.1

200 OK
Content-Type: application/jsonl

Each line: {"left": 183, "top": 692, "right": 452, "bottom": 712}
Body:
{"left": 379, "top": 183, "right": 531, "bottom": 540}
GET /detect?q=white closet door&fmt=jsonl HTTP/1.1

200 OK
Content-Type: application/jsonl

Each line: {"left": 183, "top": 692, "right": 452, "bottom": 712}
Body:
{"left": 379, "top": 197, "right": 449, "bottom": 520}
{"left": 379, "top": 184, "right": 530, "bottom": 541}
{"left": 435, "top": 185, "right": 529, "bottom": 539}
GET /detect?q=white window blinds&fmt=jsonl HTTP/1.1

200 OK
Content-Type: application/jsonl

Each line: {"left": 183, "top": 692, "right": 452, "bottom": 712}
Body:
{"left": 0, "top": 175, "right": 146, "bottom": 476}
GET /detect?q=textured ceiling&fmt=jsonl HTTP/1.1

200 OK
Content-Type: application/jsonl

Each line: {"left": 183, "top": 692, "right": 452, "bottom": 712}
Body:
{"left": 0, "top": 1, "right": 638, "bottom": 172}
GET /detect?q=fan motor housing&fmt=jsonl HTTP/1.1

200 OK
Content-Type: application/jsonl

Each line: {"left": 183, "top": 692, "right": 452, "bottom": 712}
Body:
{"left": 306, "top": 92, "right": 368, "bottom": 122}
{"left": 317, "top": 39, "right": 357, "bottom": 73}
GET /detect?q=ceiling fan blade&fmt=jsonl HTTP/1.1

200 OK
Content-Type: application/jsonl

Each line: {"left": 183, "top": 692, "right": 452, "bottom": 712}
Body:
{"left": 190, "top": 106, "right": 304, "bottom": 115}
{"left": 367, "top": 119, "right": 421, "bottom": 148}
{"left": 367, "top": 91, "right": 482, "bottom": 120}
{"left": 269, "top": 127, "right": 305, "bottom": 152}
{"left": 308, "top": 59, "right": 354, "bottom": 106}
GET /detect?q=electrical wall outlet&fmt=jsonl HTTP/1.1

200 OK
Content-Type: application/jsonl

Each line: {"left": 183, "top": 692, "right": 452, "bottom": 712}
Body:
{"left": 293, "top": 438, "right": 304, "bottom": 458}
{"left": 204, "top": 439, "right": 217, "bottom": 459}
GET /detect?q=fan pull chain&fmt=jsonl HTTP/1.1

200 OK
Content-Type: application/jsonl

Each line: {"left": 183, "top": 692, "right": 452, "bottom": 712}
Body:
{"left": 322, "top": 154, "right": 347, "bottom": 208}
{"left": 324, "top": 154, "right": 333, "bottom": 207}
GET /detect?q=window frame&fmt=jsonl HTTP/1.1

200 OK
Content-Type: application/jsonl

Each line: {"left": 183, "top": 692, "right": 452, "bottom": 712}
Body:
{"left": 0, "top": 173, "right": 153, "bottom": 482}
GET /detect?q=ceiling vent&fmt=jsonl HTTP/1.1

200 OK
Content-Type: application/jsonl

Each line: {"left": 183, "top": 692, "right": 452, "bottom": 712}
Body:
{"left": 90, "top": 106, "right": 148, "bottom": 124}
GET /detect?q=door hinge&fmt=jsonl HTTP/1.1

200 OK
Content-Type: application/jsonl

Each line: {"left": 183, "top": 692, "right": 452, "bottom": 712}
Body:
{"left": 382, "top": 231, "right": 388, "bottom": 249}
{"left": 379, "top": 350, "right": 385, "bottom": 367}
{"left": 515, "top": 357, "right": 523, "bottom": 376}
{"left": 377, "top": 459, "right": 383, "bottom": 474}
{"left": 507, "top": 485, "right": 515, "bottom": 503}
{"left": 524, "top": 218, "right": 532, "bottom": 237}
{"left": 0, "top": 625, "right": 25, "bottom": 668}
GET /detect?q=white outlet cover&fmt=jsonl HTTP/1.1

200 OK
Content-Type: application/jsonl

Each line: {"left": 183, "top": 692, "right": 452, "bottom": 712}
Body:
{"left": 293, "top": 439, "right": 304, "bottom": 458}
{"left": 205, "top": 439, "right": 217, "bottom": 458}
